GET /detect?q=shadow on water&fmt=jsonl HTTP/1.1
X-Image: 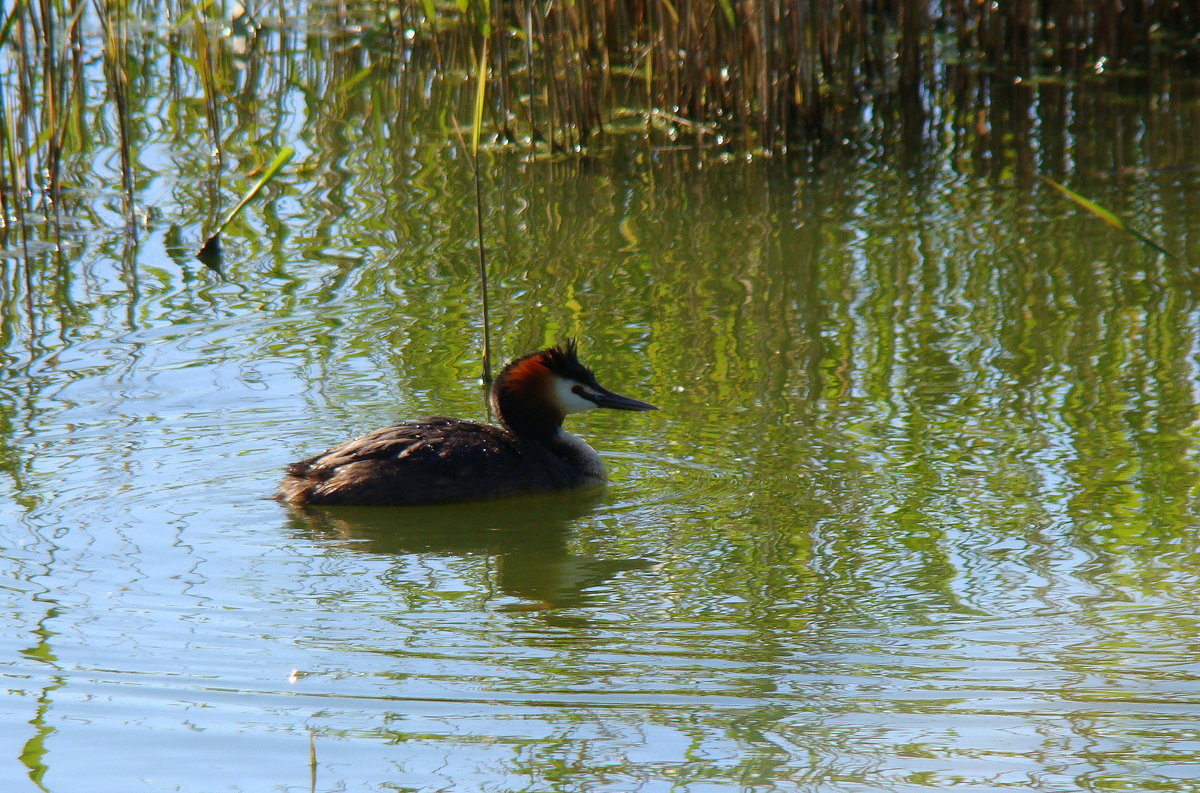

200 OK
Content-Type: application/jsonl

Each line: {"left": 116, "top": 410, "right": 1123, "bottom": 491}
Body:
{"left": 283, "top": 489, "right": 658, "bottom": 613}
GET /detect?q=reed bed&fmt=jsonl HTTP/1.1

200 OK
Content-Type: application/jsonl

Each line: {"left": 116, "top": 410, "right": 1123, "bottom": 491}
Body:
{"left": 464, "top": 0, "right": 1199, "bottom": 152}
{"left": 0, "top": 0, "right": 1197, "bottom": 238}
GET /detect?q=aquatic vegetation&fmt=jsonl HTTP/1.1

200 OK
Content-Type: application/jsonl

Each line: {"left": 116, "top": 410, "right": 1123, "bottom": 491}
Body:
{"left": 197, "top": 144, "right": 294, "bottom": 264}
{"left": 1041, "top": 175, "right": 1178, "bottom": 260}
{"left": 2, "top": 0, "right": 1198, "bottom": 236}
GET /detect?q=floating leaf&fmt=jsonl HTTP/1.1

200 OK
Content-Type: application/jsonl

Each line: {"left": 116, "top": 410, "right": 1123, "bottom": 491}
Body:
{"left": 197, "top": 146, "right": 295, "bottom": 263}
{"left": 1040, "top": 175, "right": 1176, "bottom": 260}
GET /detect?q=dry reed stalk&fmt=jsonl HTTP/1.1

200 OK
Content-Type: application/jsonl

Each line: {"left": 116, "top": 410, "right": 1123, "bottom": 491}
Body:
{"left": 93, "top": 0, "right": 135, "bottom": 226}
{"left": 430, "top": 0, "right": 1196, "bottom": 154}
{"left": 3, "top": 0, "right": 1196, "bottom": 203}
{"left": 192, "top": 13, "right": 222, "bottom": 166}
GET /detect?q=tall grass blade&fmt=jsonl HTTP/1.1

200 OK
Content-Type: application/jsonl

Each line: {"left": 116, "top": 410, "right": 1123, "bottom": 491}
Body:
{"left": 0, "top": 0, "right": 22, "bottom": 46}
{"left": 1040, "top": 176, "right": 1177, "bottom": 260}
{"left": 94, "top": 0, "right": 135, "bottom": 226}
{"left": 472, "top": 38, "right": 492, "bottom": 386}
{"left": 716, "top": 0, "right": 735, "bottom": 28}
{"left": 0, "top": 86, "right": 23, "bottom": 248}
{"left": 169, "top": 0, "right": 216, "bottom": 33}
{"left": 192, "top": 15, "right": 222, "bottom": 164}
{"left": 471, "top": 38, "right": 488, "bottom": 161}
{"left": 196, "top": 145, "right": 294, "bottom": 262}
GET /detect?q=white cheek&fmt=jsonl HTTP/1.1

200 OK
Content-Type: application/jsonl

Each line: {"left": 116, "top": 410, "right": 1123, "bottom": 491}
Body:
{"left": 553, "top": 378, "right": 599, "bottom": 414}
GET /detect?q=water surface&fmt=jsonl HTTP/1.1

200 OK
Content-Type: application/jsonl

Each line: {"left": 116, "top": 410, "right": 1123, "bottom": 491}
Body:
{"left": 3, "top": 9, "right": 1200, "bottom": 793}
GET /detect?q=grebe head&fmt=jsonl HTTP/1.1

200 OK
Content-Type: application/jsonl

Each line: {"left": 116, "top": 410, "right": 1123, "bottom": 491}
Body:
{"left": 491, "top": 340, "right": 657, "bottom": 439}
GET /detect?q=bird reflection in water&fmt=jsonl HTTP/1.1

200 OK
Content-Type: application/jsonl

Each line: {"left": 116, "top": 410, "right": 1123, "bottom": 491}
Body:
{"left": 284, "top": 490, "right": 657, "bottom": 614}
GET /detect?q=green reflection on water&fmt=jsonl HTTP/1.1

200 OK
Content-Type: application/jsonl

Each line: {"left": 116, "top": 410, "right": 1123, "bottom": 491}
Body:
{"left": 18, "top": 608, "right": 62, "bottom": 792}
{"left": 2, "top": 7, "right": 1200, "bottom": 793}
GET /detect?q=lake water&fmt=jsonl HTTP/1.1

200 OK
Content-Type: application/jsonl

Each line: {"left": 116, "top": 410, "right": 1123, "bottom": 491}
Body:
{"left": 3, "top": 8, "right": 1200, "bottom": 792}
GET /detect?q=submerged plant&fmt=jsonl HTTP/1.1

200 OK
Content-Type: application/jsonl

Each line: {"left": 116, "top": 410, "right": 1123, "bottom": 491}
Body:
{"left": 196, "top": 145, "right": 294, "bottom": 264}
{"left": 1041, "top": 176, "right": 1178, "bottom": 261}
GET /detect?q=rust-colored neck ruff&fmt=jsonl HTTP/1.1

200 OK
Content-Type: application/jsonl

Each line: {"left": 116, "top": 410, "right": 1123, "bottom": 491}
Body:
{"left": 490, "top": 351, "right": 566, "bottom": 440}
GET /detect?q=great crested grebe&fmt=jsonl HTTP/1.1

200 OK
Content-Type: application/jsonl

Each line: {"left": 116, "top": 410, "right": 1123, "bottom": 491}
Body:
{"left": 276, "top": 341, "right": 657, "bottom": 506}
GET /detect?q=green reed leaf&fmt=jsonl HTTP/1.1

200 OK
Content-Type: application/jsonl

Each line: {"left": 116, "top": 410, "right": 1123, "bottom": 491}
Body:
{"left": 1040, "top": 175, "right": 1176, "bottom": 260}
{"left": 716, "top": 0, "right": 735, "bottom": 27}
{"left": 197, "top": 146, "right": 294, "bottom": 262}
{"left": 471, "top": 38, "right": 488, "bottom": 156}
{"left": 0, "top": 0, "right": 23, "bottom": 48}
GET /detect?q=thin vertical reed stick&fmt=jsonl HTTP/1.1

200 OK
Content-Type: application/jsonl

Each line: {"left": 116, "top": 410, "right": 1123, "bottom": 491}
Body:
{"left": 308, "top": 731, "right": 317, "bottom": 793}
{"left": 520, "top": 0, "right": 537, "bottom": 157}
{"left": 94, "top": 0, "right": 135, "bottom": 229}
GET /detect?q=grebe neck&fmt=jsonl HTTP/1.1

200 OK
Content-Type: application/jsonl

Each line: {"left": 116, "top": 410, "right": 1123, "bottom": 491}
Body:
{"left": 490, "top": 386, "right": 564, "bottom": 442}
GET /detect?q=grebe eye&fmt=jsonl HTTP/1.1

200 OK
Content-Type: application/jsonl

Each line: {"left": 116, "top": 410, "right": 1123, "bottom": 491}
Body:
{"left": 571, "top": 385, "right": 584, "bottom": 395}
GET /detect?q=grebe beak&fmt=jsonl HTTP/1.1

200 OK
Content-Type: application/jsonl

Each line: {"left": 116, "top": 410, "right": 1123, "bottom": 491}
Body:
{"left": 585, "top": 386, "right": 658, "bottom": 412}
